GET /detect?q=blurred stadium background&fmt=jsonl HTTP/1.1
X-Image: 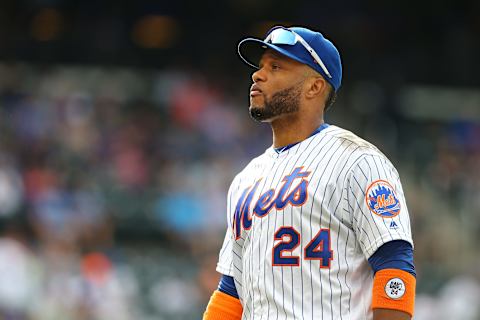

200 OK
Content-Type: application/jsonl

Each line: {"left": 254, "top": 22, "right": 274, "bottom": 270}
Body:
{"left": 0, "top": 0, "right": 479, "bottom": 319}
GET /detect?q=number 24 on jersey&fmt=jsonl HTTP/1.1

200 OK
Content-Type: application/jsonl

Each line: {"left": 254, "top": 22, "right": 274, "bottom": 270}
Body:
{"left": 272, "top": 227, "right": 333, "bottom": 268}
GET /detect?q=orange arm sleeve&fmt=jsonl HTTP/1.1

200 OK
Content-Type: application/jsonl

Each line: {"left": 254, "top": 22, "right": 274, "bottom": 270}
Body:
{"left": 372, "top": 268, "right": 416, "bottom": 317}
{"left": 203, "top": 290, "right": 243, "bottom": 320}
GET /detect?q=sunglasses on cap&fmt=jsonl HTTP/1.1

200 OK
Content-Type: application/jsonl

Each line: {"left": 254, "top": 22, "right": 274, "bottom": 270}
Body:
{"left": 264, "top": 27, "right": 332, "bottom": 79}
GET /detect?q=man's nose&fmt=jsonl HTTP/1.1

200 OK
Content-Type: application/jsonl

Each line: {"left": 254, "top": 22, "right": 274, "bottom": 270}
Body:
{"left": 252, "top": 67, "right": 266, "bottom": 83}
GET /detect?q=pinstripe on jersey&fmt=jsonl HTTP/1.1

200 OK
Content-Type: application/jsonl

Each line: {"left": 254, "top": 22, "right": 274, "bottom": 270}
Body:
{"left": 217, "top": 125, "right": 413, "bottom": 320}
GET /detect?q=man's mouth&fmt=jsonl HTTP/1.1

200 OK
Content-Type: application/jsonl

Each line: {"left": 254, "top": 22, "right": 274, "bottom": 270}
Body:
{"left": 250, "top": 85, "right": 263, "bottom": 97}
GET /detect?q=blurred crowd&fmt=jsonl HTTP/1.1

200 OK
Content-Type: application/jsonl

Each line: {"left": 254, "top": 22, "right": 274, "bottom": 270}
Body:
{"left": 0, "top": 63, "right": 479, "bottom": 319}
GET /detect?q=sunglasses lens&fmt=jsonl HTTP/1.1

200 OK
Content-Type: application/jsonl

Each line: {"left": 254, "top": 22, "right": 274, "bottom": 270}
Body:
{"left": 263, "top": 28, "right": 333, "bottom": 79}
{"left": 267, "top": 29, "right": 296, "bottom": 45}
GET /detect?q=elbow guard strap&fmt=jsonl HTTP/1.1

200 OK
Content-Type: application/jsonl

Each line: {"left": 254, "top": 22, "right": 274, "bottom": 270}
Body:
{"left": 203, "top": 290, "right": 243, "bottom": 320}
{"left": 372, "top": 268, "right": 416, "bottom": 317}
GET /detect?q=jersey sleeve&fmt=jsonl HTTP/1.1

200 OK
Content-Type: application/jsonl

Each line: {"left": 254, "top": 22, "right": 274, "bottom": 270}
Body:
{"left": 345, "top": 153, "right": 413, "bottom": 259}
{"left": 216, "top": 228, "right": 235, "bottom": 276}
{"left": 216, "top": 179, "right": 237, "bottom": 276}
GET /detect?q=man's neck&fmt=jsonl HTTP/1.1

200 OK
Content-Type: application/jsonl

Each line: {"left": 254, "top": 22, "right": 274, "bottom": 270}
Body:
{"left": 270, "top": 116, "right": 324, "bottom": 148}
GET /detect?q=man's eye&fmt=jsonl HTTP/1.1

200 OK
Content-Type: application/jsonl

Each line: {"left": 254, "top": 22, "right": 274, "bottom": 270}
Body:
{"left": 272, "top": 64, "right": 280, "bottom": 70}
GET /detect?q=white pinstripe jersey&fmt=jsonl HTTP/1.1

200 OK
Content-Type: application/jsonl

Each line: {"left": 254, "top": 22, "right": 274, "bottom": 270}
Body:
{"left": 216, "top": 124, "right": 413, "bottom": 320}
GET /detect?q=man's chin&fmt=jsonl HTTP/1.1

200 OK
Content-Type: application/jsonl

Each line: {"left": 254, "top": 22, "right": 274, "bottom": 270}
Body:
{"left": 249, "top": 106, "right": 273, "bottom": 122}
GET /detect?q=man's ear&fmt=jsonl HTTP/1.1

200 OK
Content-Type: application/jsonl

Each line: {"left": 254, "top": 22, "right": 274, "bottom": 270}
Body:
{"left": 305, "top": 76, "right": 327, "bottom": 100}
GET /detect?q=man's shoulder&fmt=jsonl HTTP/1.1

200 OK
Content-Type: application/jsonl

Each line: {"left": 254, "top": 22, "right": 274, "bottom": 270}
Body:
{"left": 229, "top": 151, "right": 271, "bottom": 187}
{"left": 325, "top": 125, "right": 380, "bottom": 152}
{"left": 321, "top": 125, "right": 393, "bottom": 166}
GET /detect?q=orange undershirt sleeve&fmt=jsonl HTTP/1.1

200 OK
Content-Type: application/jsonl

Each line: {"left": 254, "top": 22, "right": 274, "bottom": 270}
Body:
{"left": 203, "top": 290, "right": 243, "bottom": 320}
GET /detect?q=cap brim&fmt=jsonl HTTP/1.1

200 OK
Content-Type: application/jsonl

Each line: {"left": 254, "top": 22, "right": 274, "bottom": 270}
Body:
{"left": 237, "top": 38, "right": 308, "bottom": 69}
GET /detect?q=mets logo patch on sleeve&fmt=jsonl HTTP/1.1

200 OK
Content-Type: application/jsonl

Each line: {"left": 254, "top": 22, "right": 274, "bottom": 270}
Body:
{"left": 365, "top": 180, "right": 401, "bottom": 218}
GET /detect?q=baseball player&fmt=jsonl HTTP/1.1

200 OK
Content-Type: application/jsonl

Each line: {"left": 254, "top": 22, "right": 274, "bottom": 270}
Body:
{"left": 203, "top": 26, "right": 415, "bottom": 320}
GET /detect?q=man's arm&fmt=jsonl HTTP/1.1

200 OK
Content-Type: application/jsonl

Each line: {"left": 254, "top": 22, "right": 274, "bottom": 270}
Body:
{"left": 373, "top": 308, "right": 411, "bottom": 320}
{"left": 369, "top": 241, "right": 416, "bottom": 319}
{"left": 203, "top": 290, "right": 242, "bottom": 320}
{"left": 345, "top": 155, "right": 416, "bottom": 319}
{"left": 203, "top": 275, "right": 242, "bottom": 320}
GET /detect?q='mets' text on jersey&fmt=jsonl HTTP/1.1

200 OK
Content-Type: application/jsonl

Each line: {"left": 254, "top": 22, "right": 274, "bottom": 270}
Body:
{"left": 216, "top": 125, "right": 413, "bottom": 320}
{"left": 233, "top": 167, "right": 311, "bottom": 240}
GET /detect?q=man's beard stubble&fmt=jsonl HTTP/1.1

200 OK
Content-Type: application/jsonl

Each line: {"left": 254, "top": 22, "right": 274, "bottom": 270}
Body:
{"left": 249, "top": 82, "right": 302, "bottom": 122}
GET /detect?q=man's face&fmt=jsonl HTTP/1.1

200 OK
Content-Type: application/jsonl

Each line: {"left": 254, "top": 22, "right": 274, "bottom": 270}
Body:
{"left": 249, "top": 50, "right": 307, "bottom": 122}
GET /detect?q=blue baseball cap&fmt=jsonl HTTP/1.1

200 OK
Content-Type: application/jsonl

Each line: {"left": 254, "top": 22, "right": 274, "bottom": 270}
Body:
{"left": 238, "top": 26, "right": 342, "bottom": 91}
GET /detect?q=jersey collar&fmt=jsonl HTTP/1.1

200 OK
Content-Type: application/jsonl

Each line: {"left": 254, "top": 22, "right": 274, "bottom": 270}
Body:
{"left": 273, "top": 123, "right": 330, "bottom": 154}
